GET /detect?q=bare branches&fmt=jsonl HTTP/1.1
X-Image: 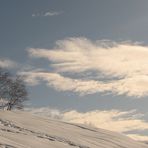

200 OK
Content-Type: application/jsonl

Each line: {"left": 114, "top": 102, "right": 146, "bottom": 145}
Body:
{"left": 0, "top": 68, "right": 28, "bottom": 110}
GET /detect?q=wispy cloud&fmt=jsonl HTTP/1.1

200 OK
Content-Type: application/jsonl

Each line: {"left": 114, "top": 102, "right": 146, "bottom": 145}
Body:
{"left": 44, "top": 11, "right": 61, "bottom": 16}
{"left": 20, "top": 70, "right": 146, "bottom": 97}
{"left": 19, "top": 71, "right": 111, "bottom": 94}
{"left": 26, "top": 107, "right": 148, "bottom": 141}
{"left": 0, "top": 58, "right": 17, "bottom": 68}
{"left": 27, "top": 38, "right": 148, "bottom": 97}
{"left": 32, "top": 11, "right": 62, "bottom": 17}
{"left": 127, "top": 134, "right": 148, "bottom": 141}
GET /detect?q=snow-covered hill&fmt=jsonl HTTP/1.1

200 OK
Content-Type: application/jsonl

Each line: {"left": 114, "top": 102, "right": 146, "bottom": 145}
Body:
{"left": 0, "top": 111, "right": 148, "bottom": 148}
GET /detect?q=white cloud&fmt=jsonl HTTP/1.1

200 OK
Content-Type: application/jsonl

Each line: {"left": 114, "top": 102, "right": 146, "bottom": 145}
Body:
{"left": 19, "top": 71, "right": 109, "bottom": 94}
{"left": 25, "top": 107, "right": 63, "bottom": 120}
{"left": 127, "top": 134, "right": 148, "bottom": 141}
{"left": 63, "top": 110, "right": 148, "bottom": 133}
{"left": 27, "top": 38, "right": 148, "bottom": 97}
{"left": 44, "top": 11, "right": 61, "bottom": 16}
{"left": 0, "top": 58, "right": 17, "bottom": 68}
{"left": 21, "top": 71, "right": 145, "bottom": 96}
{"left": 26, "top": 107, "right": 148, "bottom": 141}
{"left": 28, "top": 38, "right": 148, "bottom": 77}
{"left": 32, "top": 11, "right": 61, "bottom": 17}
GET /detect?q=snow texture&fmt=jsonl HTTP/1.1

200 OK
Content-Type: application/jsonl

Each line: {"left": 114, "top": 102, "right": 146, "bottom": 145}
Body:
{"left": 0, "top": 111, "right": 148, "bottom": 148}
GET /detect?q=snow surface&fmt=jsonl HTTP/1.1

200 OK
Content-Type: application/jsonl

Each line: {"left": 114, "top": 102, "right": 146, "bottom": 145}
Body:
{"left": 0, "top": 111, "right": 148, "bottom": 148}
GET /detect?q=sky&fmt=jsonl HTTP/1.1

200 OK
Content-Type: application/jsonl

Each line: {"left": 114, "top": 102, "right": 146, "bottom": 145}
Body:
{"left": 2, "top": 0, "right": 148, "bottom": 141}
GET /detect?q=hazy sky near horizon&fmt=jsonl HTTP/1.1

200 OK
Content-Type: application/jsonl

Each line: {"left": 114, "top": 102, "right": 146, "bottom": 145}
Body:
{"left": 2, "top": 0, "right": 148, "bottom": 140}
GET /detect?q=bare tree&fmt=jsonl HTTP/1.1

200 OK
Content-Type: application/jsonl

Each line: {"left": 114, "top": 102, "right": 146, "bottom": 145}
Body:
{"left": 0, "top": 68, "right": 28, "bottom": 110}
{"left": 0, "top": 68, "right": 11, "bottom": 109}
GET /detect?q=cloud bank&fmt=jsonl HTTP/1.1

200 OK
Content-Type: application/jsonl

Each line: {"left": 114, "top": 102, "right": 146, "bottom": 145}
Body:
{"left": 26, "top": 107, "right": 148, "bottom": 141}
{"left": 26, "top": 38, "right": 148, "bottom": 97}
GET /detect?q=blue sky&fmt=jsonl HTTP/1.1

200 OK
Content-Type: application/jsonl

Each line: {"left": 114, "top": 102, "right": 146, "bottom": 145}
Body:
{"left": 2, "top": 0, "right": 148, "bottom": 140}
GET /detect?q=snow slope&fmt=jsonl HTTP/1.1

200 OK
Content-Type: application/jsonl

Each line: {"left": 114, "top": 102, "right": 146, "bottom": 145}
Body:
{"left": 0, "top": 111, "right": 148, "bottom": 148}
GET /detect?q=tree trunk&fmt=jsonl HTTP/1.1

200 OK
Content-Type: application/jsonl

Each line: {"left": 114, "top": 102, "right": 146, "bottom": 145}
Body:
{"left": 7, "top": 102, "right": 12, "bottom": 111}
